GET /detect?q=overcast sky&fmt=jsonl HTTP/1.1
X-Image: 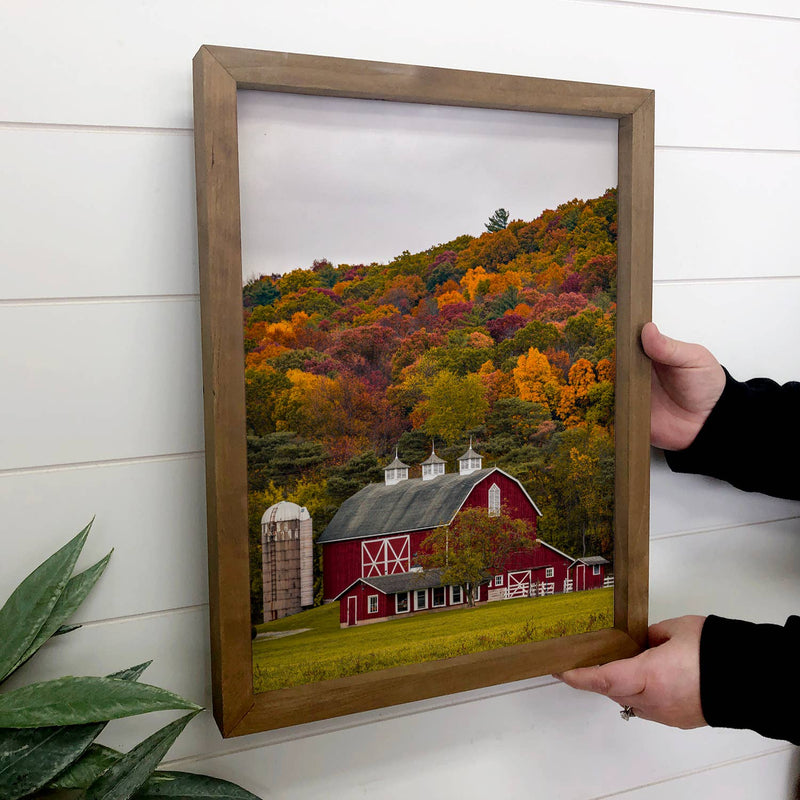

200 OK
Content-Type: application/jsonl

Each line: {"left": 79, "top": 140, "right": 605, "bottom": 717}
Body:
{"left": 237, "top": 90, "right": 618, "bottom": 280}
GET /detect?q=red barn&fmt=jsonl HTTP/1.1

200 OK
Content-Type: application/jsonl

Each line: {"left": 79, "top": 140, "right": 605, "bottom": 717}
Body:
{"left": 318, "top": 444, "right": 610, "bottom": 626}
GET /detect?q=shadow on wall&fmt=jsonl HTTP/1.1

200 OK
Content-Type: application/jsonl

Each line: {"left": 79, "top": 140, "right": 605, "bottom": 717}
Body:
{"left": 790, "top": 748, "right": 800, "bottom": 799}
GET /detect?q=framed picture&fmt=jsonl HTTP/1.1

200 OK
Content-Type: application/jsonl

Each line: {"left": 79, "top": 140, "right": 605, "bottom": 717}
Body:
{"left": 193, "top": 45, "right": 653, "bottom": 738}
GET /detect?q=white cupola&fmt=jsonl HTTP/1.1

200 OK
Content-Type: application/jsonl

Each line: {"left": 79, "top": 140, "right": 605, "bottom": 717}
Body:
{"left": 384, "top": 448, "right": 410, "bottom": 486}
{"left": 420, "top": 443, "right": 446, "bottom": 481}
{"left": 458, "top": 437, "right": 483, "bottom": 476}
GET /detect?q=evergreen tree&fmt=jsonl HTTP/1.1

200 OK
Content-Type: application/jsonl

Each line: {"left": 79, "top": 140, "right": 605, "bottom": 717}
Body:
{"left": 485, "top": 208, "right": 510, "bottom": 232}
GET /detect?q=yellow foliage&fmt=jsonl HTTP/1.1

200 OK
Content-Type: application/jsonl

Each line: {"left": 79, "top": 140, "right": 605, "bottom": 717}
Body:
{"left": 512, "top": 347, "right": 560, "bottom": 409}
{"left": 353, "top": 304, "right": 398, "bottom": 325}
{"left": 437, "top": 290, "right": 467, "bottom": 310}
{"left": 245, "top": 343, "right": 290, "bottom": 370}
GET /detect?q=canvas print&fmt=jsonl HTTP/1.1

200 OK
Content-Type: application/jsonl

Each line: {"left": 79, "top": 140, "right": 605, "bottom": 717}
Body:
{"left": 238, "top": 92, "right": 618, "bottom": 694}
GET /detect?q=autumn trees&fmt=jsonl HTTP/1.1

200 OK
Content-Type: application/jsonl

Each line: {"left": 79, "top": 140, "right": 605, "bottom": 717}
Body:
{"left": 416, "top": 507, "right": 535, "bottom": 606}
{"left": 243, "top": 190, "right": 618, "bottom": 620}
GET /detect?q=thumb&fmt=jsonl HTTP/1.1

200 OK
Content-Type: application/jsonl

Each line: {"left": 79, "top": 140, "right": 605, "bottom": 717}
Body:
{"left": 556, "top": 654, "right": 648, "bottom": 698}
{"left": 641, "top": 322, "right": 704, "bottom": 369}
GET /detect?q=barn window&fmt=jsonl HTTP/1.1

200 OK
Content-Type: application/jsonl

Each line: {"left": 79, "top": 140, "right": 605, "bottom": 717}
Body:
{"left": 450, "top": 585, "right": 463, "bottom": 604}
{"left": 488, "top": 483, "right": 501, "bottom": 516}
{"left": 545, "top": 567, "right": 554, "bottom": 579}
{"left": 395, "top": 592, "right": 410, "bottom": 613}
{"left": 593, "top": 565, "right": 601, "bottom": 575}
{"left": 432, "top": 587, "right": 446, "bottom": 607}
{"left": 415, "top": 590, "right": 428, "bottom": 610}
{"left": 368, "top": 595, "right": 379, "bottom": 614}
{"left": 494, "top": 575, "right": 503, "bottom": 587}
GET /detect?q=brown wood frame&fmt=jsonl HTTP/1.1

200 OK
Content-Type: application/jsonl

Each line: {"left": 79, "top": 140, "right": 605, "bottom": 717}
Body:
{"left": 193, "top": 45, "right": 653, "bottom": 738}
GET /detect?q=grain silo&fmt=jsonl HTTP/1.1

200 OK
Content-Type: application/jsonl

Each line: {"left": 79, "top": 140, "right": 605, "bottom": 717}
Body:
{"left": 261, "top": 501, "right": 313, "bottom": 622}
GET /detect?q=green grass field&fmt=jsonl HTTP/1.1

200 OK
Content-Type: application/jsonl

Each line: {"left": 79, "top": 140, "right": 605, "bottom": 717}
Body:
{"left": 252, "top": 588, "right": 613, "bottom": 692}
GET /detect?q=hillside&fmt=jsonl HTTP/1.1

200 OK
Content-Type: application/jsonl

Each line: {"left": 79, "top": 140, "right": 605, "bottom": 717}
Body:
{"left": 243, "top": 190, "right": 618, "bottom": 619}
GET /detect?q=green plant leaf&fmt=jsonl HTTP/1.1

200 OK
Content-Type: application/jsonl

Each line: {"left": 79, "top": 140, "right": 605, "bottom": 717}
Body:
{"left": 0, "top": 663, "right": 151, "bottom": 799}
{"left": 0, "top": 521, "right": 92, "bottom": 683}
{"left": 133, "top": 771, "right": 262, "bottom": 799}
{"left": 83, "top": 711, "right": 201, "bottom": 800}
{"left": 11, "top": 551, "right": 112, "bottom": 675}
{"left": 47, "top": 743, "right": 122, "bottom": 790}
{"left": 0, "top": 674, "right": 200, "bottom": 728}
{"left": 53, "top": 624, "right": 83, "bottom": 637}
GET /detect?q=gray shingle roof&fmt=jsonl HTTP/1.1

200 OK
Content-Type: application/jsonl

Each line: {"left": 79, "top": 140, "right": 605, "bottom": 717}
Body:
{"left": 319, "top": 467, "right": 538, "bottom": 544}
{"left": 569, "top": 555, "right": 610, "bottom": 566}
{"left": 346, "top": 568, "right": 446, "bottom": 597}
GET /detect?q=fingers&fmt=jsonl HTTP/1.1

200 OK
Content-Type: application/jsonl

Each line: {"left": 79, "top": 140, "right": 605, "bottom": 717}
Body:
{"left": 556, "top": 654, "right": 647, "bottom": 698}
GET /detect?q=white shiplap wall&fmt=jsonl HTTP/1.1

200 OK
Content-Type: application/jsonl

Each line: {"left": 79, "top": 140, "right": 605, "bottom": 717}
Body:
{"left": 1, "top": 1, "right": 798, "bottom": 797}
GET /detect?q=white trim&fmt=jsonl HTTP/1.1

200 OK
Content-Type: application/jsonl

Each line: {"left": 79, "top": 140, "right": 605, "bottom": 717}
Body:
{"left": 367, "top": 594, "right": 379, "bottom": 614}
{"left": 545, "top": 566, "right": 554, "bottom": 579}
{"left": 494, "top": 575, "right": 503, "bottom": 587}
{"left": 450, "top": 585, "right": 463, "bottom": 605}
{"left": 488, "top": 482, "right": 501, "bottom": 516}
{"left": 432, "top": 586, "right": 446, "bottom": 607}
{"left": 593, "top": 564, "right": 601, "bottom": 575}
{"left": 361, "top": 534, "right": 411, "bottom": 578}
{"left": 414, "top": 589, "right": 428, "bottom": 611}
{"left": 395, "top": 592, "right": 411, "bottom": 614}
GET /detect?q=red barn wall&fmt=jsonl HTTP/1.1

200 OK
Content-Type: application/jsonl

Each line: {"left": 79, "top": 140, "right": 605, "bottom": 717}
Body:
{"left": 461, "top": 473, "right": 539, "bottom": 537}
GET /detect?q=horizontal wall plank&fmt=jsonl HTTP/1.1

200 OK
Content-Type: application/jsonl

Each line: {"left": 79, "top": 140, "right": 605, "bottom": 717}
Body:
{"left": 0, "top": 299, "right": 204, "bottom": 470}
{"left": 654, "top": 149, "right": 800, "bottom": 282}
{"left": 605, "top": 747, "right": 798, "bottom": 800}
{"left": 653, "top": 279, "right": 800, "bottom": 384}
{"left": 0, "top": 127, "right": 198, "bottom": 299}
{"left": 0, "top": 2, "right": 797, "bottom": 150}
{"left": 3, "top": 605, "right": 777, "bottom": 797}
{"left": 651, "top": 451, "right": 800, "bottom": 537}
{"left": 650, "top": 517, "right": 800, "bottom": 622}
{"left": 173, "top": 681, "right": 773, "bottom": 799}
{"left": 0, "top": 455, "right": 208, "bottom": 620}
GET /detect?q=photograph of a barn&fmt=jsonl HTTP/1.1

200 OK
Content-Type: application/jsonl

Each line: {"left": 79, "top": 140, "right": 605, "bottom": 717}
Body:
{"left": 263, "top": 442, "right": 610, "bottom": 629}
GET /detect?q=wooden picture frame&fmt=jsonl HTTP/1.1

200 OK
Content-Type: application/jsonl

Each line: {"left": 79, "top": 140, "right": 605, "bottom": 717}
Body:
{"left": 193, "top": 44, "right": 653, "bottom": 738}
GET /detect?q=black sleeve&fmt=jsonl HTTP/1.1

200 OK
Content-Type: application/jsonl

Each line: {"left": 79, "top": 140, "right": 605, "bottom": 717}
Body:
{"left": 665, "top": 368, "right": 800, "bottom": 501}
{"left": 700, "top": 614, "right": 800, "bottom": 745}
{"left": 664, "top": 368, "right": 800, "bottom": 743}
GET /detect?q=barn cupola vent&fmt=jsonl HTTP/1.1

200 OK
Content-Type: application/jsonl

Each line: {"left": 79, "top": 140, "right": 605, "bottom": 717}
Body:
{"left": 384, "top": 448, "right": 410, "bottom": 486}
{"left": 458, "top": 437, "right": 483, "bottom": 476}
{"left": 420, "top": 443, "right": 446, "bottom": 481}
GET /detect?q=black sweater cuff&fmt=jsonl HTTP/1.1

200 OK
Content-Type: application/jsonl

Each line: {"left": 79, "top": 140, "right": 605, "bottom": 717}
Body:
{"left": 700, "top": 614, "right": 800, "bottom": 745}
{"left": 665, "top": 368, "right": 800, "bottom": 500}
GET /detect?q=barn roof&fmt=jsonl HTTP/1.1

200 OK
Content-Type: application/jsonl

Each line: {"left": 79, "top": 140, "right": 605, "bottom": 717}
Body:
{"left": 333, "top": 568, "right": 447, "bottom": 600}
{"left": 569, "top": 555, "right": 610, "bottom": 566}
{"left": 318, "top": 467, "right": 542, "bottom": 544}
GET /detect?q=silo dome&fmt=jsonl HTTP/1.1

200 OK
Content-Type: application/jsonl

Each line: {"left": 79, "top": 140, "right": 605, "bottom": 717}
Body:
{"left": 261, "top": 500, "right": 311, "bottom": 525}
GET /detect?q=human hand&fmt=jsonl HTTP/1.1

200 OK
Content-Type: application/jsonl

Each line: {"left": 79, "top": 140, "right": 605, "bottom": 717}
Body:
{"left": 554, "top": 616, "right": 707, "bottom": 729}
{"left": 641, "top": 322, "right": 725, "bottom": 451}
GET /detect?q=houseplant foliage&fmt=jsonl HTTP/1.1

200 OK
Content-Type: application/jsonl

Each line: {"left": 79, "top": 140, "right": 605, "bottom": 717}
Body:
{"left": 0, "top": 521, "right": 261, "bottom": 800}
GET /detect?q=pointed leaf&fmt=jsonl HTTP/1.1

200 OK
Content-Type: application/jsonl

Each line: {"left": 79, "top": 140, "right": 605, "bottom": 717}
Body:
{"left": 53, "top": 624, "right": 82, "bottom": 637}
{"left": 47, "top": 744, "right": 122, "bottom": 790}
{"left": 0, "top": 664, "right": 151, "bottom": 799}
{"left": 133, "top": 771, "right": 262, "bottom": 799}
{"left": 84, "top": 711, "right": 201, "bottom": 800}
{"left": 0, "top": 522, "right": 92, "bottom": 683}
{"left": 0, "top": 675, "right": 200, "bottom": 727}
{"left": 11, "top": 551, "right": 112, "bottom": 674}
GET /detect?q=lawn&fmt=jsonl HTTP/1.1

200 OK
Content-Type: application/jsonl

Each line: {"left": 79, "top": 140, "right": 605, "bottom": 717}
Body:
{"left": 252, "top": 588, "right": 613, "bottom": 692}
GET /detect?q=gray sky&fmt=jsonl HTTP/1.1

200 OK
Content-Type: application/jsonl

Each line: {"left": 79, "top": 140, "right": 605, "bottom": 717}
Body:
{"left": 238, "top": 90, "right": 618, "bottom": 280}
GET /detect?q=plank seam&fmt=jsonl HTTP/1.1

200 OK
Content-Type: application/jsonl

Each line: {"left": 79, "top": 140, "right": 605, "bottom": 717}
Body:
{"left": 0, "top": 294, "right": 200, "bottom": 307}
{"left": 0, "top": 451, "right": 205, "bottom": 478}
{"left": 580, "top": 744, "right": 794, "bottom": 799}
{"left": 651, "top": 515, "right": 800, "bottom": 542}
{"left": 572, "top": 0, "right": 800, "bottom": 23}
